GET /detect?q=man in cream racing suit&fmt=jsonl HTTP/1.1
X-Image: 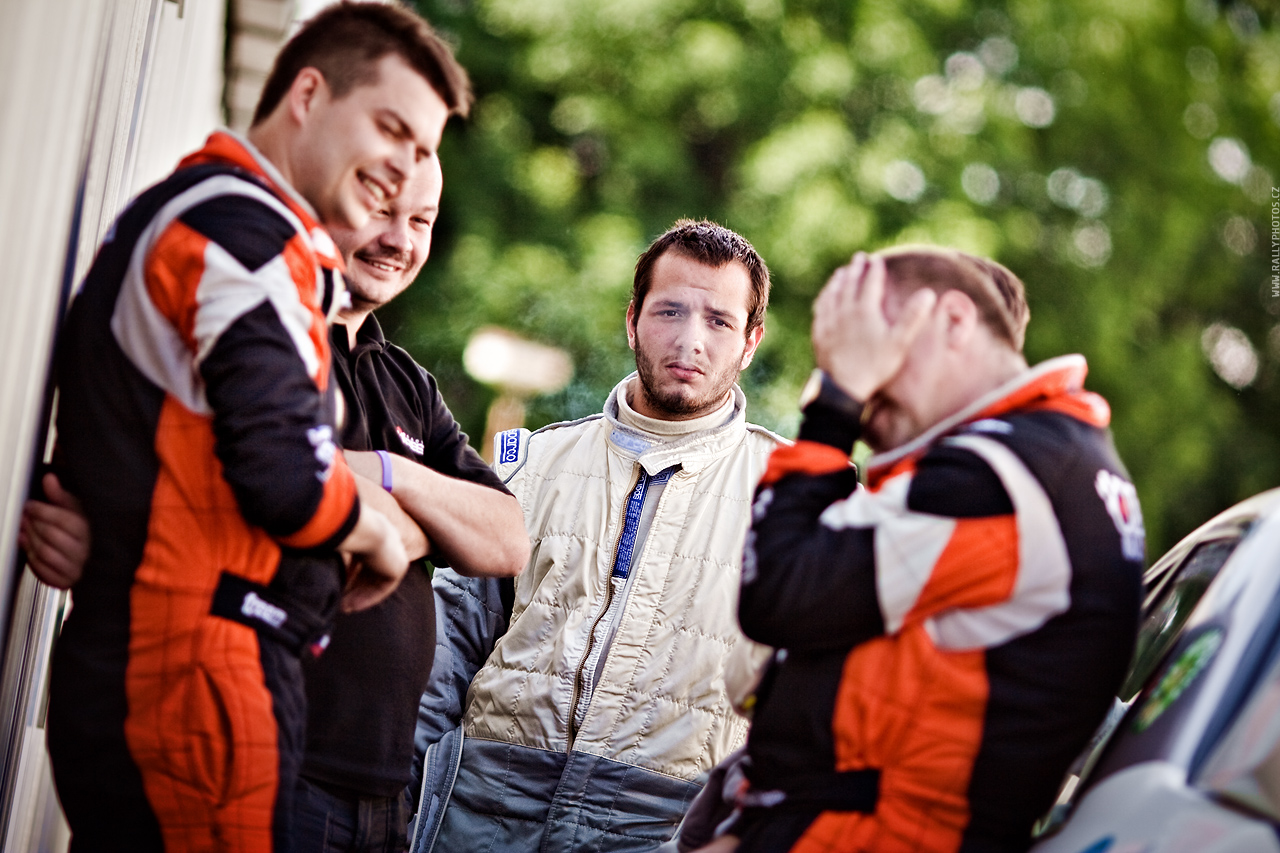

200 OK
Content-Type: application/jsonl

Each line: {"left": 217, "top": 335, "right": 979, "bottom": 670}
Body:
{"left": 411, "top": 220, "right": 781, "bottom": 853}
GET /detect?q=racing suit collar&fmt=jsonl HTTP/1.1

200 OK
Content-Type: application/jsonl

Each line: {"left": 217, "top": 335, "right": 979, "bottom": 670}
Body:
{"left": 179, "top": 130, "right": 344, "bottom": 272}
{"left": 865, "top": 354, "right": 1110, "bottom": 482}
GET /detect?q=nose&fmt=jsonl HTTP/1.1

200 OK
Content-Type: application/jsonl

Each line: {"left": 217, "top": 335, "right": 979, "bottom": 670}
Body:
{"left": 675, "top": 318, "right": 706, "bottom": 355}
{"left": 384, "top": 142, "right": 415, "bottom": 197}
{"left": 379, "top": 215, "right": 412, "bottom": 253}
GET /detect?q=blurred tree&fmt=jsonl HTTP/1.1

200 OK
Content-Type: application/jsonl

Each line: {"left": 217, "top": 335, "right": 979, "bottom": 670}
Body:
{"left": 387, "top": 0, "right": 1280, "bottom": 557}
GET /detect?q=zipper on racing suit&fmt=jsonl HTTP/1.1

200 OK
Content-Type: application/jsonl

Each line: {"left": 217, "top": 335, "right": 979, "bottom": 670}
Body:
{"left": 566, "top": 463, "right": 676, "bottom": 749}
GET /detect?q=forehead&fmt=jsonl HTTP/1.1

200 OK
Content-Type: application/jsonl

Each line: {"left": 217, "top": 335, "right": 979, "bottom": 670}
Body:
{"left": 342, "top": 53, "right": 449, "bottom": 144}
{"left": 647, "top": 251, "right": 752, "bottom": 316}
{"left": 391, "top": 157, "right": 443, "bottom": 217}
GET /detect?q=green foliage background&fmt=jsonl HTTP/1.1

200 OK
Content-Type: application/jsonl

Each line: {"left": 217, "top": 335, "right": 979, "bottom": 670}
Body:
{"left": 385, "top": 0, "right": 1280, "bottom": 558}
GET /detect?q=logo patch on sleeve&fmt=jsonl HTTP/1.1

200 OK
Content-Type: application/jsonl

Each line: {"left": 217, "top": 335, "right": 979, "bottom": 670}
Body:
{"left": 1095, "top": 469, "right": 1145, "bottom": 562}
{"left": 241, "top": 591, "right": 287, "bottom": 629}
{"left": 307, "top": 425, "right": 337, "bottom": 482}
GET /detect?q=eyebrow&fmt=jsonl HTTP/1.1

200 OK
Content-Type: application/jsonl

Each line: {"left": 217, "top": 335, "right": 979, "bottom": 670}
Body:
{"left": 378, "top": 109, "right": 411, "bottom": 139}
{"left": 378, "top": 109, "right": 434, "bottom": 162}
{"left": 649, "top": 298, "right": 740, "bottom": 323}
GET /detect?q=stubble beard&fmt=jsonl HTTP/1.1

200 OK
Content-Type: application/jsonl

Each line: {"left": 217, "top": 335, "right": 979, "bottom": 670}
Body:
{"left": 633, "top": 337, "right": 744, "bottom": 420}
{"left": 346, "top": 245, "right": 414, "bottom": 312}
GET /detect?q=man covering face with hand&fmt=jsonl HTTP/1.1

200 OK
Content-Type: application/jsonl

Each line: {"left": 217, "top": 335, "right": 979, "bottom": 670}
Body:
{"left": 711, "top": 246, "right": 1145, "bottom": 853}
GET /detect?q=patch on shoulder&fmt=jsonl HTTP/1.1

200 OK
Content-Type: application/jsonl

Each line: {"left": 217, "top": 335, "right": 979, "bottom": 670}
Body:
{"left": 496, "top": 428, "right": 528, "bottom": 465}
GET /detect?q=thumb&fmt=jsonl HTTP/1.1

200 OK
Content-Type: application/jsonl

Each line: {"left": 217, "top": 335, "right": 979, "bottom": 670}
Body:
{"left": 43, "top": 473, "right": 82, "bottom": 512}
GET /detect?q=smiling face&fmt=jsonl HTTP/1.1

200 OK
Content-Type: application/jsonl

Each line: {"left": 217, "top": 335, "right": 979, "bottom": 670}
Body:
{"left": 329, "top": 155, "right": 443, "bottom": 316}
{"left": 626, "top": 251, "right": 764, "bottom": 420}
{"left": 291, "top": 53, "right": 449, "bottom": 231}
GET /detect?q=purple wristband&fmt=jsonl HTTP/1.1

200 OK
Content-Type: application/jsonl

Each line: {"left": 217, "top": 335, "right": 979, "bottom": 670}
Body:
{"left": 375, "top": 450, "right": 393, "bottom": 492}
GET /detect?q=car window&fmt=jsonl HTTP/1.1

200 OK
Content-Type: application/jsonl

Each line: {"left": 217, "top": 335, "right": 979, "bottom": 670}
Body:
{"left": 1120, "top": 537, "right": 1243, "bottom": 702}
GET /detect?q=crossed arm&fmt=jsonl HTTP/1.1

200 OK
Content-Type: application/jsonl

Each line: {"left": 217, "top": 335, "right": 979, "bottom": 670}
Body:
{"left": 345, "top": 450, "right": 527, "bottom": 578}
{"left": 20, "top": 469, "right": 411, "bottom": 608}
{"left": 22, "top": 453, "right": 528, "bottom": 591}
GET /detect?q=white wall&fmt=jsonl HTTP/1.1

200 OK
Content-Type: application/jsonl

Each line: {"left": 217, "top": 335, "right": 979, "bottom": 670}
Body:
{"left": 0, "top": 1, "right": 226, "bottom": 849}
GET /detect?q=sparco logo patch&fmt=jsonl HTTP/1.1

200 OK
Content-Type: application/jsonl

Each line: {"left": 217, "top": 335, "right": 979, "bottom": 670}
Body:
{"left": 499, "top": 430, "right": 520, "bottom": 464}
{"left": 307, "top": 425, "right": 337, "bottom": 482}
{"left": 1095, "top": 469, "right": 1145, "bottom": 562}
{"left": 396, "top": 426, "right": 424, "bottom": 456}
{"left": 241, "top": 592, "right": 287, "bottom": 629}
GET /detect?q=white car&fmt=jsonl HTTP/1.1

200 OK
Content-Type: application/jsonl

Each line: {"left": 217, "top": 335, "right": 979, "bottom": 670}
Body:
{"left": 1031, "top": 487, "right": 1280, "bottom": 853}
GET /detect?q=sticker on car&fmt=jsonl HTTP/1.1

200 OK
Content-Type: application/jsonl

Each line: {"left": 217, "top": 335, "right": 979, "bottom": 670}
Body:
{"left": 1133, "top": 628, "right": 1224, "bottom": 733}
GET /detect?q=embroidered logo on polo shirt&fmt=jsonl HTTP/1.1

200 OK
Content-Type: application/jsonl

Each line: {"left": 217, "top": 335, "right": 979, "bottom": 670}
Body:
{"left": 396, "top": 426, "right": 424, "bottom": 456}
{"left": 310, "top": 634, "right": 331, "bottom": 658}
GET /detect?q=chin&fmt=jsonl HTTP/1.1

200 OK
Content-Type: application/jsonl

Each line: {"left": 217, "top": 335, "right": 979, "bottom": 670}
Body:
{"left": 861, "top": 418, "right": 898, "bottom": 454}
{"left": 330, "top": 197, "right": 373, "bottom": 232}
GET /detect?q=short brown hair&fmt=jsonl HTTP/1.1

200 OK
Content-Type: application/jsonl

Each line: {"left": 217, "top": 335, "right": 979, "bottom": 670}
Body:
{"left": 252, "top": 2, "right": 473, "bottom": 126}
{"left": 878, "top": 245, "right": 1029, "bottom": 351}
{"left": 631, "top": 219, "right": 771, "bottom": 337}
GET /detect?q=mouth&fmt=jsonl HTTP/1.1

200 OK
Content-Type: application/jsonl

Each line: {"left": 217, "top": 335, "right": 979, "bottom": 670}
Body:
{"left": 358, "top": 172, "right": 389, "bottom": 206}
{"left": 354, "top": 252, "right": 407, "bottom": 275}
{"left": 666, "top": 362, "right": 704, "bottom": 381}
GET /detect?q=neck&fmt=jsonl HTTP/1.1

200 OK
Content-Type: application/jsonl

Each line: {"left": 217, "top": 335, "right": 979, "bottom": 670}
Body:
{"left": 933, "top": 345, "right": 1027, "bottom": 422}
{"left": 245, "top": 120, "right": 296, "bottom": 193}
{"left": 618, "top": 379, "right": 735, "bottom": 437}
{"left": 336, "top": 310, "right": 370, "bottom": 349}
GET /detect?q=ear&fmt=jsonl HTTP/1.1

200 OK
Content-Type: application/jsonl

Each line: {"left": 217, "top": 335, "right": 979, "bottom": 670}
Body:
{"left": 937, "top": 290, "right": 979, "bottom": 348}
{"left": 286, "top": 67, "right": 327, "bottom": 126}
{"left": 739, "top": 324, "right": 765, "bottom": 370}
{"left": 625, "top": 302, "right": 638, "bottom": 351}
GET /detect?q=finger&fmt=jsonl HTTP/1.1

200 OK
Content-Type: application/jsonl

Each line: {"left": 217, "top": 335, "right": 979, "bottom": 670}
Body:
{"left": 35, "top": 521, "right": 89, "bottom": 563}
{"left": 24, "top": 500, "right": 88, "bottom": 541}
{"left": 28, "top": 553, "right": 76, "bottom": 589}
{"left": 23, "top": 515, "right": 48, "bottom": 556}
{"left": 24, "top": 500, "right": 70, "bottom": 526}
{"left": 813, "top": 265, "right": 847, "bottom": 317}
{"left": 817, "top": 253, "right": 865, "bottom": 308}
{"left": 844, "top": 251, "right": 868, "bottom": 303}
{"left": 22, "top": 521, "right": 76, "bottom": 588}
{"left": 856, "top": 253, "right": 887, "bottom": 311}
{"left": 341, "top": 576, "right": 395, "bottom": 613}
{"left": 827, "top": 252, "right": 865, "bottom": 312}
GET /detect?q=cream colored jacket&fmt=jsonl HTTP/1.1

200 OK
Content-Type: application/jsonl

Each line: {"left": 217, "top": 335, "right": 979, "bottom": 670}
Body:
{"left": 464, "top": 378, "right": 778, "bottom": 783}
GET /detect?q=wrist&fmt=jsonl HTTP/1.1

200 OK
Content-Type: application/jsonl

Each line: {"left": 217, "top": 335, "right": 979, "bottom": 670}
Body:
{"left": 797, "top": 369, "right": 865, "bottom": 451}
{"left": 375, "top": 450, "right": 393, "bottom": 493}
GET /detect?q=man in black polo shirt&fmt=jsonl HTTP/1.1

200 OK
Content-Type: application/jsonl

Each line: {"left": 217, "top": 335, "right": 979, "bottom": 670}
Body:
{"left": 22, "top": 139, "right": 529, "bottom": 853}
{"left": 294, "top": 152, "right": 529, "bottom": 850}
